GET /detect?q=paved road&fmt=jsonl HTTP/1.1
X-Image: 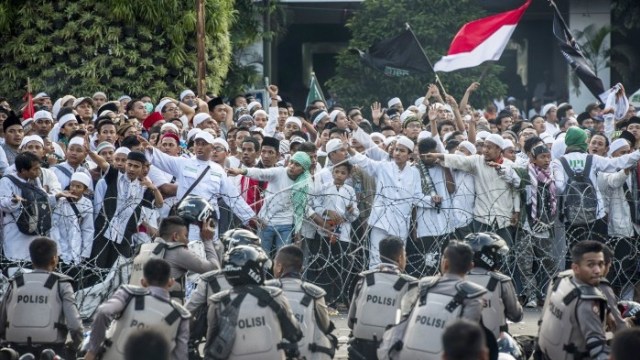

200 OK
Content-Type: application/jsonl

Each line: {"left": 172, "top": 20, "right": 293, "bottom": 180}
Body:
{"left": 330, "top": 307, "right": 542, "bottom": 359}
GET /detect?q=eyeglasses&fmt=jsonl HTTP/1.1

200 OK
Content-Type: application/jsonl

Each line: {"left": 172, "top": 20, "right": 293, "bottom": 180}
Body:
{"left": 406, "top": 123, "right": 422, "bottom": 129}
{"left": 212, "top": 146, "right": 227, "bottom": 152}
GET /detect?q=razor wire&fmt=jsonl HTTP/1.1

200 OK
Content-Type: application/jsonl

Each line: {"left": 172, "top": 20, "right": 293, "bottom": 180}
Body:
{"left": 0, "top": 172, "right": 639, "bottom": 318}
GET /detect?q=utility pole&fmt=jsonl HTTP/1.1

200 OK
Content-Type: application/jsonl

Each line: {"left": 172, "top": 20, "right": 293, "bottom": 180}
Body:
{"left": 263, "top": 0, "right": 271, "bottom": 82}
{"left": 196, "top": 0, "right": 207, "bottom": 97}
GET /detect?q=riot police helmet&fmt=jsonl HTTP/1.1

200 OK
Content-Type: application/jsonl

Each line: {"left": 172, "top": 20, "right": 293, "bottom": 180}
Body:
{"left": 176, "top": 195, "right": 216, "bottom": 226}
{"left": 464, "top": 232, "right": 509, "bottom": 270}
{"left": 221, "top": 228, "right": 261, "bottom": 251}
{"left": 223, "top": 245, "right": 272, "bottom": 287}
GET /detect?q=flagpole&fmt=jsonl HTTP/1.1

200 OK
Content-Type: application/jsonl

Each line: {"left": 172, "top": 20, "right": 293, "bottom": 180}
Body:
{"left": 405, "top": 23, "right": 448, "bottom": 98}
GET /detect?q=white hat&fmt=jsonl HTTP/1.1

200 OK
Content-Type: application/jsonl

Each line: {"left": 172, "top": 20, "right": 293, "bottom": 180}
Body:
{"left": 115, "top": 147, "right": 131, "bottom": 156}
{"left": 443, "top": 104, "right": 453, "bottom": 113}
{"left": 541, "top": 103, "right": 557, "bottom": 117}
{"left": 476, "top": 131, "right": 491, "bottom": 140}
{"left": 34, "top": 110, "right": 53, "bottom": 121}
{"left": 252, "top": 109, "right": 267, "bottom": 118}
{"left": 290, "top": 136, "right": 306, "bottom": 145}
{"left": 312, "top": 111, "right": 329, "bottom": 126}
{"left": 187, "top": 128, "right": 202, "bottom": 141}
{"left": 72, "top": 97, "right": 93, "bottom": 108}
{"left": 284, "top": 117, "right": 302, "bottom": 128}
{"left": 19, "top": 135, "right": 44, "bottom": 149}
{"left": 433, "top": 102, "right": 446, "bottom": 110}
{"left": 118, "top": 95, "right": 132, "bottom": 102}
{"left": 417, "top": 131, "right": 432, "bottom": 141}
{"left": 383, "top": 136, "right": 398, "bottom": 147}
{"left": 160, "top": 123, "right": 179, "bottom": 134}
{"left": 70, "top": 172, "right": 92, "bottom": 189}
{"left": 459, "top": 140, "right": 477, "bottom": 155}
{"left": 193, "top": 113, "right": 212, "bottom": 127}
{"left": 608, "top": 138, "right": 630, "bottom": 157}
{"left": 58, "top": 113, "right": 77, "bottom": 128}
{"left": 395, "top": 136, "right": 415, "bottom": 151}
{"left": 388, "top": 97, "right": 401, "bottom": 108}
{"left": 414, "top": 97, "right": 425, "bottom": 107}
{"left": 68, "top": 137, "right": 85, "bottom": 148}
{"left": 93, "top": 91, "right": 107, "bottom": 99}
{"left": 326, "top": 139, "right": 343, "bottom": 154}
{"left": 485, "top": 134, "right": 505, "bottom": 148}
{"left": 247, "top": 101, "right": 262, "bottom": 112}
{"left": 370, "top": 132, "right": 385, "bottom": 142}
{"left": 179, "top": 89, "right": 195, "bottom": 101}
{"left": 400, "top": 110, "right": 414, "bottom": 123}
{"left": 329, "top": 110, "right": 342, "bottom": 123}
{"left": 501, "top": 139, "right": 515, "bottom": 150}
{"left": 155, "top": 99, "right": 173, "bottom": 113}
{"left": 213, "top": 138, "right": 229, "bottom": 152}
{"left": 34, "top": 92, "right": 49, "bottom": 100}
{"left": 194, "top": 131, "right": 215, "bottom": 145}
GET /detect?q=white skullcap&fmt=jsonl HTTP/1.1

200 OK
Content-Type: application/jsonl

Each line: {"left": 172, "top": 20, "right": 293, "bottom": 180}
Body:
{"left": 290, "top": 136, "right": 306, "bottom": 145}
{"left": 476, "top": 131, "right": 491, "bottom": 140}
{"left": 541, "top": 103, "right": 557, "bottom": 117}
{"left": 459, "top": 140, "right": 477, "bottom": 155}
{"left": 34, "top": 92, "right": 49, "bottom": 100}
{"left": 433, "top": 102, "right": 446, "bottom": 110}
{"left": 118, "top": 95, "right": 131, "bottom": 102}
{"left": 395, "top": 136, "right": 415, "bottom": 151}
{"left": 608, "top": 138, "right": 630, "bottom": 157}
{"left": 252, "top": 109, "right": 267, "bottom": 118}
{"left": 370, "top": 132, "right": 385, "bottom": 142}
{"left": 501, "top": 139, "right": 515, "bottom": 150}
{"left": 212, "top": 137, "right": 229, "bottom": 152}
{"left": 247, "top": 101, "right": 262, "bottom": 112}
{"left": 72, "top": 97, "right": 93, "bottom": 108}
{"left": 406, "top": 105, "right": 419, "bottom": 113}
{"left": 383, "top": 136, "right": 398, "bottom": 147}
{"left": 34, "top": 110, "right": 53, "bottom": 121}
{"left": 329, "top": 110, "right": 342, "bottom": 123}
{"left": 58, "top": 113, "right": 77, "bottom": 128}
{"left": 187, "top": 128, "right": 202, "bottom": 141}
{"left": 326, "top": 139, "right": 343, "bottom": 154}
{"left": 444, "top": 104, "right": 453, "bottom": 113}
{"left": 418, "top": 131, "right": 432, "bottom": 141}
{"left": 194, "top": 131, "right": 215, "bottom": 145}
{"left": 160, "top": 122, "right": 179, "bottom": 133}
{"left": 155, "top": 99, "right": 173, "bottom": 113}
{"left": 400, "top": 110, "right": 414, "bottom": 123}
{"left": 193, "top": 113, "right": 212, "bottom": 127}
{"left": 485, "top": 134, "right": 505, "bottom": 148}
{"left": 252, "top": 127, "right": 265, "bottom": 135}
{"left": 70, "top": 172, "right": 92, "bottom": 189}
{"left": 115, "top": 147, "right": 131, "bottom": 156}
{"left": 19, "top": 135, "right": 44, "bottom": 149}
{"left": 388, "top": 97, "right": 401, "bottom": 108}
{"left": 414, "top": 97, "right": 425, "bottom": 107}
{"left": 179, "top": 89, "right": 195, "bottom": 101}
{"left": 68, "top": 137, "right": 85, "bottom": 148}
{"left": 312, "top": 111, "right": 329, "bottom": 126}
{"left": 284, "top": 117, "right": 302, "bottom": 128}
{"left": 93, "top": 91, "right": 107, "bottom": 99}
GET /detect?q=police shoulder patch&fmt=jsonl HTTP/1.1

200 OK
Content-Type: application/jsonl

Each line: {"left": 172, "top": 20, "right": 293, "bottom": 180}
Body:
{"left": 261, "top": 285, "right": 284, "bottom": 297}
{"left": 577, "top": 285, "right": 606, "bottom": 302}
{"left": 264, "top": 279, "right": 282, "bottom": 288}
{"left": 52, "top": 271, "right": 73, "bottom": 283}
{"left": 488, "top": 271, "right": 512, "bottom": 283}
{"left": 359, "top": 269, "right": 377, "bottom": 278}
{"left": 456, "top": 281, "right": 488, "bottom": 299}
{"left": 301, "top": 281, "right": 326, "bottom": 299}
{"left": 121, "top": 285, "right": 150, "bottom": 296}
{"left": 200, "top": 269, "right": 223, "bottom": 281}
{"left": 399, "top": 273, "right": 418, "bottom": 282}
{"left": 170, "top": 300, "right": 192, "bottom": 319}
{"left": 209, "top": 289, "right": 232, "bottom": 303}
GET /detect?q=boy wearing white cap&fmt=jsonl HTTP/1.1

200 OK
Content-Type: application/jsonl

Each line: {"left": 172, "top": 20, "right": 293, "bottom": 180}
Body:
{"left": 52, "top": 136, "right": 92, "bottom": 191}
{"left": 51, "top": 172, "right": 95, "bottom": 265}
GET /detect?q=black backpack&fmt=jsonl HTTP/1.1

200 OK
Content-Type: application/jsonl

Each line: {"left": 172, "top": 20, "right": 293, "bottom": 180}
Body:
{"left": 559, "top": 155, "right": 598, "bottom": 225}
{"left": 5, "top": 175, "right": 52, "bottom": 235}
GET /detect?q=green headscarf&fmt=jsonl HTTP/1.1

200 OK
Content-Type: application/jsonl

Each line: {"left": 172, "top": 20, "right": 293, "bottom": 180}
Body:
{"left": 290, "top": 151, "right": 312, "bottom": 233}
{"left": 564, "top": 127, "right": 588, "bottom": 153}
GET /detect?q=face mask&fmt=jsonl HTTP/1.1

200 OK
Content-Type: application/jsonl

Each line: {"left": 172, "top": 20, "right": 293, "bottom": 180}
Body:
{"left": 144, "top": 102, "right": 153, "bottom": 114}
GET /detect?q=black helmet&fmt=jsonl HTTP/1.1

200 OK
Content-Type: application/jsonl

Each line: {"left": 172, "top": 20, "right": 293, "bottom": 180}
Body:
{"left": 176, "top": 195, "right": 216, "bottom": 226}
{"left": 497, "top": 332, "right": 525, "bottom": 360}
{"left": 223, "top": 245, "right": 272, "bottom": 287}
{"left": 464, "top": 232, "right": 509, "bottom": 270}
{"left": 221, "top": 228, "right": 261, "bottom": 251}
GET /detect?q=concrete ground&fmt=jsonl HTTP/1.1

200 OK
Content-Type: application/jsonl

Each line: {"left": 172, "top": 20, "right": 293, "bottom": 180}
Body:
{"left": 330, "top": 307, "right": 542, "bottom": 359}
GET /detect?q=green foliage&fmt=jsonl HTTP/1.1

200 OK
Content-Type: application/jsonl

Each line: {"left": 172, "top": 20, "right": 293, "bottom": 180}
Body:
{"left": 327, "top": 0, "right": 506, "bottom": 109}
{"left": 0, "top": 0, "right": 235, "bottom": 101}
{"left": 612, "top": 0, "right": 640, "bottom": 31}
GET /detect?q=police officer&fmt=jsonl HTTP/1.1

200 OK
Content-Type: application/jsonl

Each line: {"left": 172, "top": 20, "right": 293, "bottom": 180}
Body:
{"left": 347, "top": 236, "right": 416, "bottom": 360}
{"left": 465, "top": 232, "right": 523, "bottom": 339}
{"left": 185, "top": 228, "right": 261, "bottom": 359}
{"left": 84, "top": 258, "right": 191, "bottom": 360}
{"left": 537, "top": 240, "right": 610, "bottom": 360}
{"left": 378, "top": 241, "right": 486, "bottom": 360}
{"left": 266, "top": 245, "right": 337, "bottom": 360}
{"left": 0, "top": 237, "right": 83, "bottom": 358}
{"left": 130, "top": 212, "right": 219, "bottom": 303}
{"left": 204, "top": 245, "right": 302, "bottom": 360}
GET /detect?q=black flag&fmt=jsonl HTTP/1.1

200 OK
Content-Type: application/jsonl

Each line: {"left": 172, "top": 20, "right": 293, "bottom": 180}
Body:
{"left": 551, "top": 5, "right": 605, "bottom": 101}
{"left": 353, "top": 29, "right": 432, "bottom": 77}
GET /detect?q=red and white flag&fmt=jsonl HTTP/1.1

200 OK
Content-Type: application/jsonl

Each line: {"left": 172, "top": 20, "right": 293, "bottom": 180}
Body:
{"left": 434, "top": 0, "right": 531, "bottom": 72}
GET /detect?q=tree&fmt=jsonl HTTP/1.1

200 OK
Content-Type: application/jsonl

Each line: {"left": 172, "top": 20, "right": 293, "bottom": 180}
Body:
{"left": 0, "top": 0, "right": 235, "bottom": 101}
{"left": 327, "top": 0, "right": 506, "bottom": 109}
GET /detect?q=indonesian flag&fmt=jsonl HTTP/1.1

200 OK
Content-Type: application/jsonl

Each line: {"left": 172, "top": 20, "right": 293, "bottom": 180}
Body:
{"left": 22, "top": 91, "right": 35, "bottom": 120}
{"left": 434, "top": 0, "right": 531, "bottom": 72}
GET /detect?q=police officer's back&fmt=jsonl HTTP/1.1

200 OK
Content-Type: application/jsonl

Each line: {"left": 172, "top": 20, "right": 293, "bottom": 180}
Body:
{"left": 204, "top": 245, "right": 302, "bottom": 360}
{"left": 0, "top": 237, "right": 83, "bottom": 358}
{"left": 266, "top": 245, "right": 337, "bottom": 360}
{"left": 347, "top": 236, "right": 415, "bottom": 360}
{"left": 130, "top": 214, "right": 220, "bottom": 303}
{"left": 84, "top": 258, "right": 191, "bottom": 360}
{"left": 537, "top": 240, "right": 610, "bottom": 360}
{"left": 465, "top": 232, "right": 523, "bottom": 338}
{"left": 378, "top": 241, "right": 486, "bottom": 360}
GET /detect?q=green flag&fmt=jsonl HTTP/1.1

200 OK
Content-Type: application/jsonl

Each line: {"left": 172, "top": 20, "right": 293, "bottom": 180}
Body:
{"left": 305, "top": 72, "right": 326, "bottom": 107}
